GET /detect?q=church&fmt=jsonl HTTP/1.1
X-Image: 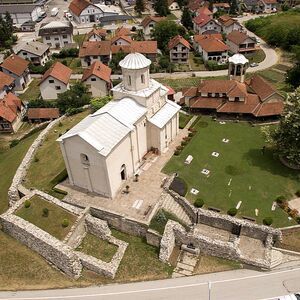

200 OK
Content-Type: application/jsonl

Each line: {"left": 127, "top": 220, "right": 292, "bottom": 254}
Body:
{"left": 57, "top": 52, "right": 180, "bottom": 198}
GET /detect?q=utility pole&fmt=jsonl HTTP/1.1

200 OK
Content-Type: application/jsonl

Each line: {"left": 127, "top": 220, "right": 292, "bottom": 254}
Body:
{"left": 208, "top": 281, "right": 212, "bottom": 300}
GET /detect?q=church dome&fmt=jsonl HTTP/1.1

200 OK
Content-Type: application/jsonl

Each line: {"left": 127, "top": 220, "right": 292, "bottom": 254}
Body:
{"left": 229, "top": 54, "right": 249, "bottom": 65}
{"left": 119, "top": 52, "right": 151, "bottom": 70}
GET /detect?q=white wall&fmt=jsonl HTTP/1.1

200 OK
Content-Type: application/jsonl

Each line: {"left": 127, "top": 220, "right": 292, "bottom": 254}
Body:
{"left": 40, "top": 76, "right": 69, "bottom": 100}
{"left": 84, "top": 76, "right": 109, "bottom": 97}
{"left": 42, "top": 33, "right": 73, "bottom": 49}
{"left": 17, "top": 50, "right": 50, "bottom": 66}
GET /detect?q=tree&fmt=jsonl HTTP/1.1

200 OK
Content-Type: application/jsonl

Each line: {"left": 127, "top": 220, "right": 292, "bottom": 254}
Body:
{"left": 134, "top": 0, "right": 145, "bottom": 15}
{"left": 0, "top": 12, "right": 16, "bottom": 48}
{"left": 181, "top": 6, "right": 193, "bottom": 30}
{"left": 90, "top": 96, "right": 112, "bottom": 112}
{"left": 109, "top": 50, "right": 126, "bottom": 73}
{"left": 154, "top": 0, "right": 170, "bottom": 16}
{"left": 286, "top": 64, "right": 300, "bottom": 88}
{"left": 151, "top": 20, "right": 186, "bottom": 53}
{"left": 270, "top": 88, "right": 300, "bottom": 166}
{"left": 229, "top": 0, "right": 239, "bottom": 15}
{"left": 57, "top": 82, "right": 91, "bottom": 113}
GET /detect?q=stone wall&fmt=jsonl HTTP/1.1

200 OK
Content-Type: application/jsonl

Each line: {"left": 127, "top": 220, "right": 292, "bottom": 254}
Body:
{"left": 146, "top": 229, "right": 162, "bottom": 247}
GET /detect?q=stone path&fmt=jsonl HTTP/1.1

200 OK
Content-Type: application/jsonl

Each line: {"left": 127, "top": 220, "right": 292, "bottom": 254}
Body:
{"left": 172, "top": 251, "right": 199, "bottom": 278}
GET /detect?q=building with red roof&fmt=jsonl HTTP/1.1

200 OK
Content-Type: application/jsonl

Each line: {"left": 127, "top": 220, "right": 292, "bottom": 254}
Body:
{"left": 258, "top": 0, "right": 277, "bottom": 13}
{"left": 193, "top": 14, "right": 222, "bottom": 34}
{"left": 0, "top": 71, "right": 15, "bottom": 99}
{"left": 86, "top": 28, "right": 107, "bottom": 42}
{"left": 168, "top": 35, "right": 191, "bottom": 64}
{"left": 226, "top": 30, "right": 257, "bottom": 54}
{"left": 218, "top": 15, "right": 243, "bottom": 34}
{"left": 27, "top": 108, "right": 60, "bottom": 122}
{"left": 141, "top": 16, "right": 166, "bottom": 39}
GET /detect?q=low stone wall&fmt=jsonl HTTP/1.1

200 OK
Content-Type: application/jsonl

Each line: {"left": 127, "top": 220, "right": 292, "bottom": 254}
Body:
{"left": 146, "top": 229, "right": 162, "bottom": 248}
{"left": 280, "top": 224, "right": 300, "bottom": 235}
{"left": 85, "top": 214, "right": 111, "bottom": 239}
{"left": 8, "top": 116, "right": 65, "bottom": 205}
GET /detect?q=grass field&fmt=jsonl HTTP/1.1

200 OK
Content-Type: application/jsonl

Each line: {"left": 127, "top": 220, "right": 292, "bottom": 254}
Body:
{"left": 245, "top": 49, "right": 266, "bottom": 64}
{"left": 179, "top": 112, "right": 192, "bottom": 129}
{"left": 16, "top": 195, "right": 77, "bottom": 240}
{"left": 163, "top": 117, "right": 300, "bottom": 227}
{"left": 19, "top": 79, "right": 41, "bottom": 102}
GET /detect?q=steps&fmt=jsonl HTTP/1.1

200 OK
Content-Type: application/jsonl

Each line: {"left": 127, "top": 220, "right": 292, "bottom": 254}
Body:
{"left": 270, "top": 249, "right": 283, "bottom": 268}
{"left": 162, "top": 193, "right": 192, "bottom": 225}
{"left": 172, "top": 251, "right": 199, "bottom": 278}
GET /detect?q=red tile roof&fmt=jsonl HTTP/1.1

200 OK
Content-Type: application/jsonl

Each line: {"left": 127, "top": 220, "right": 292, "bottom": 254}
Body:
{"left": 168, "top": 35, "right": 191, "bottom": 50}
{"left": 69, "top": 0, "right": 92, "bottom": 16}
{"left": 0, "top": 71, "right": 14, "bottom": 91}
{"left": 197, "top": 6, "right": 213, "bottom": 15}
{"left": 27, "top": 108, "right": 59, "bottom": 119}
{"left": 182, "top": 86, "right": 198, "bottom": 97}
{"left": 193, "top": 13, "right": 212, "bottom": 26}
{"left": 40, "top": 61, "right": 72, "bottom": 85}
{"left": 218, "top": 15, "right": 240, "bottom": 27}
{"left": 227, "top": 30, "right": 255, "bottom": 45}
{"left": 86, "top": 28, "right": 107, "bottom": 40}
{"left": 111, "top": 35, "right": 132, "bottom": 45}
{"left": 190, "top": 96, "right": 223, "bottom": 109}
{"left": 141, "top": 16, "right": 166, "bottom": 28}
{"left": 111, "top": 41, "right": 157, "bottom": 55}
{"left": 115, "top": 26, "right": 132, "bottom": 37}
{"left": 253, "top": 101, "right": 283, "bottom": 117}
{"left": 188, "top": 0, "right": 204, "bottom": 11}
{"left": 79, "top": 41, "right": 111, "bottom": 57}
{"left": 81, "top": 60, "right": 111, "bottom": 83}
{"left": 1, "top": 54, "right": 29, "bottom": 77}
{"left": 165, "top": 85, "right": 175, "bottom": 95}
{"left": 0, "top": 93, "right": 22, "bottom": 123}
{"left": 194, "top": 33, "right": 223, "bottom": 43}
{"left": 196, "top": 36, "right": 228, "bottom": 52}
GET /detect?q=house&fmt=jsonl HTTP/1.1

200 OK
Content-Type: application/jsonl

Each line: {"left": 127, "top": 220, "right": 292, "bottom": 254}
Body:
{"left": 38, "top": 21, "right": 74, "bottom": 49}
{"left": 0, "top": 93, "right": 25, "bottom": 132}
{"left": 0, "top": 71, "right": 15, "bottom": 99}
{"left": 114, "top": 26, "right": 133, "bottom": 37}
{"left": 218, "top": 15, "right": 243, "bottom": 34}
{"left": 27, "top": 108, "right": 60, "bottom": 122}
{"left": 14, "top": 41, "right": 50, "bottom": 66}
{"left": 86, "top": 28, "right": 107, "bottom": 41}
{"left": 111, "top": 35, "right": 132, "bottom": 46}
{"left": 194, "top": 35, "right": 229, "bottom": 62}
{"left": 81, "top": 60, "right": 112, "bottom": 97}
{"left": 168, "top": 35, "right": 191, "bottom": 64}
{"left": 226, "top": 30, "right": 256, "bottom": 54}
{"left": 1, "top": 54, "right": 31, "bottom": 91}
{"left": 0, "top": 4, "right": 42, "bottom": 24}
{"left": 181, "top": 54, "right": 284, "bottom": 118}
{"left": 188, "top": 0, "right": 205, "bottom": 12}
{"left": 39, "top": 62, "right": 72, "bottom": 100}
{"left": 57, "top": 52, "right": 180, "bottom": 198}
{"left": 196, "top": 6, "right": 213, "bottom": 17}
{"left": 79, "top": 41, "right": 111, "bottom": 67}
{"left": 193, "top": 14, "right": 222, "bottom": 34}
{"left": 168, "top": 0, "right": 180, "bottom": 10}
{"left": 257, "top": 0, "right": 277, "bottom": 13}
{"left": 21, "top": 20, "right": 36, "bottom": 32}
{"left": 98, "top": 14, "right": 133, "bottom": 26}
{"left": 69, "top": 0, "right": 119, "bottom": 24}
{"left": 212, "top": 2, "right": 230, "bottom": 14}
{"left": 141, "top": 16, "right": 166, "bottom": 39}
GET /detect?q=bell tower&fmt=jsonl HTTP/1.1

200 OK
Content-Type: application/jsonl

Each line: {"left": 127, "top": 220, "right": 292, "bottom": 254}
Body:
{"left": 228, "top": 54, "right": 249, "bottom": 83}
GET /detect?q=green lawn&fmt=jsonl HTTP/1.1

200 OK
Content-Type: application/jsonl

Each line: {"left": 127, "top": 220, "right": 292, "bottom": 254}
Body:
{"left": 57, "top": 57, "right": 83, "bottom": 74}
{"left": 245, "top": 49, "right": 266, "bottom": 64}
{"left": 163, "top": 117, "right": 300, "bottom": 227}
{"left": 179, "top": 112, "right": 192, "bottom": 129}
{"left": 76, "top": 233, "right": 118, "bottom": 262}
{"left": 189, "top": 53, "right": 206, "bottom": 71}
{"left": 19, "top": 79, "right": 41, "bottom": 102}
{"left": 16, "top": 195, "right": 77, "bottom": 240}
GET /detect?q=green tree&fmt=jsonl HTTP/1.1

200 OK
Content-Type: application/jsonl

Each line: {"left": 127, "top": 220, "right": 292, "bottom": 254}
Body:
{"left": 109, "top": 50, "right": 126, "bottom": 73}
{"left": 286, "top": 64, "right": 300, "bottom": 88}
{"left": 90, "top": 96, "right": 112, "bottom": 112}
{"left": 154, "top": 0, "right": 170, "bottom": 16}
{"left": 57, "top": 82, "right": 91, "bottom": 113}
{"left": 271, "top": 88, "right": 300, "bottom": 166}
{"left": 229, "top": 0, "right": 239, "bottom": 15}
{"left": 0, "top": 12, "right": 16, "bottom": 48}
{"left": 181, "top": 6, "right": 193, "bottom": 30}
{"left": 134, "top": 0, "right": 145, "bottom": 15}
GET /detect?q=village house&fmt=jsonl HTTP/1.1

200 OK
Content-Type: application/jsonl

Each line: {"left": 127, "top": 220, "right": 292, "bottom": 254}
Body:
{"left": 141, "top": 16, "right": 166, "bottom": 39}
{"left": 27, "top": 108, "right": 60, "bottom": 123}
{"left": 20, "top": 20, "right": 36, "bottom": 32}
{"left": 226, "top": 30, "right": 257, "bottom": 54}
{"left": 81, "top": 60, "right": 112, "bottom": 97}
{"left": 39, "top": 62, "right": 72, "bottom": 100}
{"left": 0, "top": 71, "right": 15, "bottom": 99}
{"left": 188, "top": 0, "right": 205, "bottom": 13}
{"left": 167, "top": 0, "right": 180, "bottom": 10}
{"left": 1, "top": 54, "right": 31, "bottom": 91}
{"left": 14, "top": 41, "right": 50, "bottom": 66}
{"left": 86, "top": 28, "right": 107, "bottom": 41}
{"left": 39, "top": 21, "right": 74, "bottom": 49}
{"left": 181, "top": 54, "right": 284, "bottom": 118}
{"left": 79, "top": 41, "right": 111, "bottom": 67}
{"left": 168, "top": 35, "right": 191, "bottom": 64}
{"left": 114, "top": 26, "right": 133, "bottom": 37}
{"left": 0, "top": 93, "right": 25, "bottom": 132}
{"left": 257, "top": 0, "right": 277, "bottom": 13}
{"left": 57, "top": 52, "right": 180, "bottom": 198}
{"left": 212, "top": 2, "right": 230, "bottom": 14}
{"left": 193, "top": 14, "right": 222, "bottom": 34}
{"left": 111, "top": 35, "right": 132, "bottom": 46}
{"left": 195, "top": 6, "right": 213, "bottom": 17}
{"left": 218, "top": 15, "right": 243, "bottom": 35}
{"left": 194, "top": 34, "right": 229, "bottom": 62}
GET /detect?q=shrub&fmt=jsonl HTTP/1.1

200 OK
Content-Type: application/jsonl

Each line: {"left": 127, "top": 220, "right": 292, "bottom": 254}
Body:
{"left": 62, "top": 219, "right": 69, "bottom": 228}
{"left": 42, "top": 207, "right": 49, "bottom": 217}
{"left": 176, "top": 145, "right": 183, "bottom": 151}
{"left": 227, "top": 208, "right": 238, "bottom": 216}
{"left": 66, "top": 107, "right": 84, "bottom": 116}
{"left": 276, "top": 195, "right": 286, "bottom": 204}
{"left": 194, "top": 198, "right": 204, "bottom": 208}
{"left": 263, "top": 217, "right": 273, "bottom": 226}
{"left": 188, "top": 132, "right": 194, "bottom": 137}
{"left": 296, "top": 216, "right": 300, "bottom": 224}
{"left": 289, "top": 209, "right": 299, "bottom": 219}
{"left": 295, "top": 190, "right": 300, "bottom": 197}
{"left": 174, "top": 150, "right": 181, "bottom": 156}
{"left": 58, "top": 121, "right": 63, "bottom": 127}
{"left": 24, "top": 200, "right": 31, "bottom": 208}
{"left": 181, "top": 140, "right": 188, "bottom": 146}
{"left": 10, "top": 139, "right": 19, "bottom": 148}
{"left": 50, "top": 169, "right": 68, "bottom": 186}
{"left": 34, "top": 156, "right": 39, "bottom": 162}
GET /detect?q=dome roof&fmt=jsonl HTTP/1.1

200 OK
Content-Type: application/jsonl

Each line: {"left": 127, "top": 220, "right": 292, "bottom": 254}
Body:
{"left": 229, "top": 54, "right": 249, "bottom": 65}
{"left": 119, "top": 52, "right": 151, "bottom": 70}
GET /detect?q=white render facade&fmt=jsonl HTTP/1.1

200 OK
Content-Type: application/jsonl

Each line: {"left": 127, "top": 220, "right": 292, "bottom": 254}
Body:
{"left": 83, "top": 76, "right": 110, "bottom": 97}
{"left": 58, "top": 53, "right": 180, "bottom": 198}
{"left": 194, "top": 20, "right": 222, "bottom": 34}
{"left": 40, "top": 76, "right": 69, "bottom": 100}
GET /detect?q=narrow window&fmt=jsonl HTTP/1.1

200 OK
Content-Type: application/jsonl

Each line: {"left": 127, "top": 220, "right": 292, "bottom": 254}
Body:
{"left": 55, "top": 86, "right": 61, "bottom": 90}
{"left": 141, "top": 74, "right": 145, "bottom": 84}
{"left": 80, "top": 153, "right": 90, "bottom": 165}
{"left": 49, "top": 79, "right": 54, "bottom": 83}
{"left": 128, "top": 75, "right": 131, "bottom": 86}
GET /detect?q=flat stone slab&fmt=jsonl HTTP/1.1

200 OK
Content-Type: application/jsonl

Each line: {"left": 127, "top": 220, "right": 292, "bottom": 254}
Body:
{"left": 176, "top": 269, "right": 193, "bottom": 276}
{"left": 172, "top": 272, "right": 185, "bottom": 278}
{"left": 177, "top": 262, "right": 194, "bottom": 272}
{"left": 201, "top": 168, "right": 210, "bottom": 175}
{"left": 181, "top": 255, "right": 198, "bottom": 267}
{"left": 190, "top": 188, "right": 199, "bottom": 195}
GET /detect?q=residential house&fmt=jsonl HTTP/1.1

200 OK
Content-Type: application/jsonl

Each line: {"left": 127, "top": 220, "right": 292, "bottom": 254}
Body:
{"left": 86, "top": 28, "right": 107, "bottom": 41}
{"left": 81, "top": 60, "right": 112, "bottom": 97}
{"left": 114, "top": 26, "right": 133, "bottom": 37}
{"left": 14, "top": 41, "right": 50, "bottom": 66}
{"left": 0, "top": 4, "right": 41, "bottom": 24}
{"left": 188, "top": 0, "right": 205, "bottom": 12}
{"left": 218, "top": 15, "right": 243, "bottom": 35}
{"left": 27, "top": 108, "right": 60, "bottom": 122}
{"left": 195, "top": 7, "right": 213, "bottom": 17}
{"left": 226, "top": 30, "right": 256, "bottom": 54}
{"left": 257, "top": 0, "right": 277, "bottom": 12}
{"left": 141, "top": 16, "right": 166, "bottom": 39}
{"left": 0, "top": 93, "right": 25, "bottom": 132}
{"left": 39, "top": 21, "right": 74, "bottom": 49}
{"left": 167, "top": 0, "right": 180, "bottom": 10}
{"left": 168, "top": 35, "right": 191, "bottom": 64}
{"left": 21, "top": 20, "right": 35, "bottom": 32}
{"left": 79, "top": 41, "right": 111, "bottom": 67}
{"left": 242, "top": 0, "right": 259, "bottom": 12}
{"left": 1, "top": 54, "right": 31, "bottom": 91}
{"left": 193, "top": 14, "right": 222, "bottom": 34}
{"left": 111, "top": 35, "right": 132, "bottom": 46}
{"left": 39, "top": 62, "right": 72, "bottom": 100}
{"left": 212, "top": 2, "right": 230, "bottom": 14}
{"left": 194, "top": 34, "right": 229, "bottom": 62}
{"left": 0, "top": 71, "right": 15, "bottom": 99}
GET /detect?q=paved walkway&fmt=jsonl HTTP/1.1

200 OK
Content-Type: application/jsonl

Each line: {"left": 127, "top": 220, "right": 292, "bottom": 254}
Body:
{"left": 288, "top": 197, "right": 300, "bottom": 212}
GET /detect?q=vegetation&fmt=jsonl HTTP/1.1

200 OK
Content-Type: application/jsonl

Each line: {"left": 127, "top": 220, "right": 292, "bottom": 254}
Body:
{"left": 179, "top": 112, "right": 192, "bottom": 129}
{"left": 134, "top": 0, "right": 145, "bottom": 15}
{"left": 263, "top": 217, "right": 273, "bottom": 226}
{"left": 227, "top": 208, "right": 238, "bottom": 216}
{"left": 29, "top": 60, "right": 54, "bottom": 74}
{"left": 276, "top": 231, "right": 300, "bottom": 252}
{"left": 181, "top": 7, "right": 193, "bottom": 30}
{"left": 109, "top": 51, "right": 126, "bottom": 73}
{"left": 18, "top": 79, "right": 41, "bottom": 102}
{"left": 194, "top": 198, "right": 204, "bottom": 208}
{"left": 52, "top": 48, "right": 79, "bottom": 59}
{"left": 244, "top": 49, "right": 266, "bottom": 64}
{"left": 153, "top": 0, "right": 170, "bottom": 16}
{"left": 16, "top": 195, "right": 77, "bottom": 240}
{"left": 0, "top": 12, "right": 16, "bottom": 49}
{"left": 90, "top": 96, "right": 112, "bottom": 112}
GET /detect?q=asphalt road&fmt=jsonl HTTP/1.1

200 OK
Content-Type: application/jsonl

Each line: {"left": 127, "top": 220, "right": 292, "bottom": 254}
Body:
{"left": 1, "top": 265, "right": 300, "bottom": 300}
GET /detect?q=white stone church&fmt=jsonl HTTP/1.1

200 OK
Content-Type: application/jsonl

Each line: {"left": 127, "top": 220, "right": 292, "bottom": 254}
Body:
{"left": 58, "top": 53, "right": 180, "bottom": 198}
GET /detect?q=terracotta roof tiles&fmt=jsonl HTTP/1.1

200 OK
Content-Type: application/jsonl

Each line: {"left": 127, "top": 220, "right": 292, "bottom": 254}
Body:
{"left": 27, "top": 108, "right": 60, "bottom": 119}
{"left": 40, "top": 61, "right": 72, "bottom": 85}
{"left": 227, "top": 30, "right": 255, "bottom": 45}
{"left": 0, "top": 93, "right": 22, "bottom": 123}
{"left": 69, "top": 0, "right": 92, "bottom": 16}
{"left": 168, "top": 35, "right": 191, "bottom": 50}
{"left": 79, "top": 41, "right": 111, "bottom": 57}
{"left": 81, "top": 60, "right": 111, "bottom": 83}
{"left": 141, "top": 16, "right": 166, "bottom": 28}
{"left": 0, "top": 71, "right": 14, "bottom": 91}
{"left": 1, "top": 54, "right": 29, "bottom": 77}
{"left": 196, "top": 36, "right": 228, "bottom": 52}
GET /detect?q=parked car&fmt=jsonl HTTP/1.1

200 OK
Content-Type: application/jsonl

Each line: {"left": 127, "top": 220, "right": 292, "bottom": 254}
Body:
{"left": 51, "top": 7, "right": 59, "bottom": 16}
{"left": 250, "top": 63, "right": 259, "bottom": 67}
{"left": 36, "top": 16, "right": 44, "bottom": 22}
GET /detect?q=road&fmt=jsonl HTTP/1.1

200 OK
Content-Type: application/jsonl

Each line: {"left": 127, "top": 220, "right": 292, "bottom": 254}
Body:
{"left": 1, "top": 265, "right": 300, "bottom": 300}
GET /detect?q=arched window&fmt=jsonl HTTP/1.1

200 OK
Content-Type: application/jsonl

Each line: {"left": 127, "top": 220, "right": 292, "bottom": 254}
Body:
{"left": 141, "top": 74, "right": 145, "bottom": 84}
{"left": 128, "top": 75, "right": 131, "bottom": 86}
{"left": 80, "top": 153, "right": 90, "bottom": 165}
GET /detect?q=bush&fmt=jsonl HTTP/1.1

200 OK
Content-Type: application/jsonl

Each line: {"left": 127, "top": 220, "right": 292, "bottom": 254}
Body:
{"left": 227, "top": 208, "right": 238, "bottom": 216}
{"left": 52, "top": 187, "right": 68, "bottom": 196}
{"left": 52, "top": 48, "right": 79, "bottom": 59}
{"left": 174, "top": 150, "right": 181, "bottom": 156}
{"left": 10, "top": 139, "right": 19, "bottom": 148}
{"left": 206, "top": 60, "right": 228, "bottom": 71}
{"left": 289, "top": 209, "right": 299, "bottom": 219}
{"left": 188, "top": 132, "right": 194, "bottom": 137}
{"left": 34, "top": 156, "right": 39, "bottom": 163}
{"left": 295, "top": 190, "right": 300, "bottom": 197}
{"left": 296, "top": 216, "right": 300, "bottom": 224}
{"left": 263, "top": 217, "right": 273, "bottom": 226}
{"left": 62, "top": 219, "right": 69, "bottom": 228}
{"left": 50, "top": 169, "right": 68, "bottom": 186}
{"left": 276, "top": 195, "right": 286, "bottom": 204}
{"left": 65, "top": 107, "right": 84, "bottom": 116}
{"left": 24, "top": 200, "right": 31, "bottom": 208}
{"left": 176, "top": 145, "right": 183, "bottom": 151}
{"left": 194, "top": 198, "right": 204, "bottom": 208}
{"left": 181, "top": 140, "right": 188, "bottom": 146}
{"left": 42, "top": 207, "right": 49, "bottom": 217}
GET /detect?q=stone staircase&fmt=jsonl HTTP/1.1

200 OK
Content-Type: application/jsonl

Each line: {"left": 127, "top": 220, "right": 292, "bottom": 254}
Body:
{"left": 270, "top": 249, "right": 283, "bottom": 268}
{"left": 162, "top": 193, "right": 192, "bottom": 225}
{"left": 172, "top": 251, "right": 199, "bottom": 278}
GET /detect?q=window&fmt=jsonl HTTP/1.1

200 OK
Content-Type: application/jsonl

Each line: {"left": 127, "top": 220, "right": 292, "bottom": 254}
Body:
{"left": 49, "top": 79, "right": 54, "bottom": 83}
{"left": 235, "top": 97, "right": 240, "bottom": 101}
{"left": 93, "top": 56, "right": 98, "bottom": 59}
{"left": 46, "top": 36, "right": 50, "bottom": 40}
{"left": 215, "top": 93, "right": 219, "bottom": 98}
{"left": 62, "top": 34, "right": 67, "bottom": 39}
{"left": 23, "top": 52, "right": 27, "bottom": 55}
{"left": 128, "top": 75, "right": 131, "bottom": 86}
{"left": 91, "top": 77, "right": 96, "bottom": 81}
{"left": 55, "top": 86, "right": 61, "bottom": 90}
{"left": 208, "top": 93, "right": 212, "bottom": 97}
{"left": 54, "top": 37, "right": 59, "bottom": 41}
{"left": 2, "top": 123, "right": 10, "bottom": 129}
{"left": 141, "top": 74, "right": 145, "bottom": 84}
{"left": 81, "top": 153, "right": 90, "bottom": 165}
